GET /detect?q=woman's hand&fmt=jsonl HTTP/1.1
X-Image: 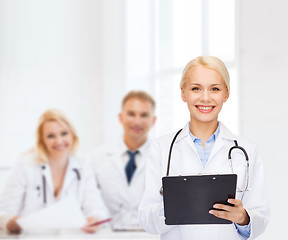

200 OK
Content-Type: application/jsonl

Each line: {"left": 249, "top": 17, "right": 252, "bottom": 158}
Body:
{"left": 209, "top": 199, "right": 250, "bottom": 225}
{"left": 7, "top": 216, "right": 22, "bottom": 234}
{"left": 81, "top": 217, "right": 100, "bottom": 234}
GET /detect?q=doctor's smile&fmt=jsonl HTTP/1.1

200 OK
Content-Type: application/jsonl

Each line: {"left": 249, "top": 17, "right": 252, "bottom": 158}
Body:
{"left": 52, "top": 145, "right": 69, "bottom": 151}
{"left": 130, "top": 125, "right": 144, "bottom": 133}
{"left": 43, "top": 121, "right": 73, "bottom": 159}
{"left": 196, "top": 105, "right": 215, "bottom": 113}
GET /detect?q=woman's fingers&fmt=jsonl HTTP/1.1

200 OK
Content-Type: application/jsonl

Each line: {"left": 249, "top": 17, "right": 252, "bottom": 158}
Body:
{"left": 81, "top": 217, "right": 100, "bottom": 234}
{"left": 7, "top": 216, "right": 22, "bottom": 234}
{"left": 209, "top": 199, "right": 250, "bottom": 225}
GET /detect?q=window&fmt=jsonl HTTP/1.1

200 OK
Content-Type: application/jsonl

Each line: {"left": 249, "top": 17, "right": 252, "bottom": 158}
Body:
{"left": 125, "top": 0, "right": 238, "bottom": 137}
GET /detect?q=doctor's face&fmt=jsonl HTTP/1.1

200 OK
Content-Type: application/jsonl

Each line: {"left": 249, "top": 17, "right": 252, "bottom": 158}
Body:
{"left": 181, "top": 65, "right": 229, "bottom": 125}
{"left": 42, "top": 120, "right": 73, "bottom": 161}
{"left": 119, "top": 98, "right": 156, "bottom": 141}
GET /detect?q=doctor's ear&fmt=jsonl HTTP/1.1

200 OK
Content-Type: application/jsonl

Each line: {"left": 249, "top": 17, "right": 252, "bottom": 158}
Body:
{"left": 118, "top": 113, "right": 123, "bottom": 124}
{"left": 152, "top": 116, "right": 157, "bottom": 126}
{"left": 224, "top": 91, "right": 229, "bottom": 103}
{"left": 181, "top": 88, "right": 187, "bottom": 102}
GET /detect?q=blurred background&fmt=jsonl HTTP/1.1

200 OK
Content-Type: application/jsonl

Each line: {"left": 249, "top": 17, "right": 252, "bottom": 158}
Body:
{"left": 0, "top": 0, "right": 287, "bottom": 238}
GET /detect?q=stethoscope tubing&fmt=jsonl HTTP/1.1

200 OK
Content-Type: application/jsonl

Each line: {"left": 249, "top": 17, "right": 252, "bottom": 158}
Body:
{"left": 42, "top": 174, "right": 47, "bottom": 204}
{"left": 41, "top": 166, "right": 81, "bottom": 204}
{"left": 161, "top": 129, "right": 250, "bottom": 196}
{"left": 166, "top": 129, "right": 183, "bottom": 176}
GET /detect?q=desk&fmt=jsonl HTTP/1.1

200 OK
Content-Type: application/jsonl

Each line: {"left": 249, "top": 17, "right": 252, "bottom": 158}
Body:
{"left": 0, "top": 228, "right": 160, "bottom": 239}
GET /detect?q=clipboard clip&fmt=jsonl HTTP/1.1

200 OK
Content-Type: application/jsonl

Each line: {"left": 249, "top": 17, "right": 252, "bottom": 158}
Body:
{"left": 160, "top": 187, "right": 163, "bottom": 196}
{"left": 160, "top": 175, "right": 187, "bottom": 196}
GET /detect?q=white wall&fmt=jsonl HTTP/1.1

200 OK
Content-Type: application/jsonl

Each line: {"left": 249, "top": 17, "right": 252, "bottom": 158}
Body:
{"left": 100, "top": 0, "right": 126, "bottom": 143}
{"left": 239, "top": 0, "right": 288, "bottom": 238}
{"left": 0, "top": 0, "right": 128, "bottom": 166}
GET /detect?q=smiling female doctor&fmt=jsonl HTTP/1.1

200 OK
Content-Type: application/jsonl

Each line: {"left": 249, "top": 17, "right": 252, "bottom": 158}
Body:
{"left": 0, "top": 109, "right": 109, "bottom": 234}
{"left": 138, "top": 56, "right": 270, "bottom": 239}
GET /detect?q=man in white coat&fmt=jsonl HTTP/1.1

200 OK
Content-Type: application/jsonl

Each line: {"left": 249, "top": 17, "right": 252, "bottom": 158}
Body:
{"left": 88, "top": 90, "right": 157, "bottom": 230}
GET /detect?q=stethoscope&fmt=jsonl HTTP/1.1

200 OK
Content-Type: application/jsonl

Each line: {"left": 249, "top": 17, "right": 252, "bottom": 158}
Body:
{"left": 40, "top": 165, "right": 81, "bottom": 204}
{"left": 160, "top": 129, "right": 250, "bottom": 196}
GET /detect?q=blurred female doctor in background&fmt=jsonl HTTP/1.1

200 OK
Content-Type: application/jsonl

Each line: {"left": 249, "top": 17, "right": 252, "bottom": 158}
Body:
{"left": 138, "top": 56, "right": 270, "bottom": 239}
{"left": 0, "top": 109, "right": 109, "bottom": 234}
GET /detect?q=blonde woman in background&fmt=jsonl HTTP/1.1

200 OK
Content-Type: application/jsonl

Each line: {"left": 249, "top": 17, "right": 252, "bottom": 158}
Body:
{"left": 0, "top": 109, "right": 109, "bottom": 234}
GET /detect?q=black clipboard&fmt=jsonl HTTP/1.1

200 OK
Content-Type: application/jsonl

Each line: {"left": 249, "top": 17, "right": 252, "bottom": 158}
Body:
{"left": 162, "top": 174, "right": 237, "bottom": 225}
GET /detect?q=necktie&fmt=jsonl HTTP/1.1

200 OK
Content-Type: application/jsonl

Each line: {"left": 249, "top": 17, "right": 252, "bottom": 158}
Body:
{"left": 125, "top": 150, "right": 139, "bottom": 184}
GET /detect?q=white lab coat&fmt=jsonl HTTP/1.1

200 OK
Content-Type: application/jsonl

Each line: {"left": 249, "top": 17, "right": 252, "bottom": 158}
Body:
{"left": 88, "top": 139, "right": 148, "bottom": 228}
{"left": 139, "top": 122, "right": 270, "bottom": 240}
{"left": 0, "top": 152, "right": 109, "bottom": 232}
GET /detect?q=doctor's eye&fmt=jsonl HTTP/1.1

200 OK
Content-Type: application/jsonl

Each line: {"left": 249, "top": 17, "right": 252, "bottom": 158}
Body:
{"left": 211, "top": 87, "right": 220, "bottom": 91}
{"left": 141, "top": 112, "right": 149, "bottom": 118}
{"left": 47, "top": 134, "right": 55, "bottom": 139}
{"left": 191, "top": 87, "right": 201, "bottom": 92}
{"left": 61, "top": 131, "right": 69, "bottom": 136}
{"left": 127, "top": 111, "right": 136, "bottom": 117}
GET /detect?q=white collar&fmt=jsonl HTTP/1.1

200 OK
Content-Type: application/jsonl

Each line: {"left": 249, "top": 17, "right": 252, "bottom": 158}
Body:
{"left": 39, "top": 155, "right": 81, "bottom": 171}
{"left": 175, "top": 121, "right": 237, "bottom": 143}
{"left": 119, "top": 137, "right": 149, "bottom": 156}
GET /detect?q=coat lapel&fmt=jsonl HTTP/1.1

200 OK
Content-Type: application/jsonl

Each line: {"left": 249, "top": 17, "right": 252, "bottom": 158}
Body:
{"left": 109, "top": 140, "right": 127, "bottom": 180}
{"left": 208, "top": 122, "right": 238, "bottom": 161}
{"left": 174, "top": 123, "right": 203, "bottom": 172}
{"left": 60, "top": 157, "right": 81, "bottom": 196}
{"left": 41, "top": 163, "right": 53, "bottom": 192}
{"left": 176, "top": 122, "right": 198, "bottom": 153}
{"left": 133, "top": 140, "right": 149, "bottom": 178}
{"left": 175, "top": 122, "right": 237, "bottom": 172}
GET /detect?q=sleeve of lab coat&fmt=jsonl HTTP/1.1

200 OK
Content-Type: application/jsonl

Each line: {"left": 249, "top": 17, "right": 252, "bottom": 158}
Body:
{"left": 112, "top": 208, "right": 139, "bottom": 227}
{"left": 242, "top": 144, "right": 270, "bottom": 239}
{"left": 138, "top": 139, "right": 175, "bottom": 234}
{"left": 80, "top": 166, "right": 110, "bottom": 220}
{"left": 0, "top": 159, "right": 27, "bottom": 232}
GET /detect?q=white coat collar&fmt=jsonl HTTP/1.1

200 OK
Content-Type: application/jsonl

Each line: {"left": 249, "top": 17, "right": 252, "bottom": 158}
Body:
{"left": 40, "top": 156, "right": 81, "bottom": 171}
{"left": 119, "top": 136, "right": 150, "bottom": 155}
{"left": 174, "top": 122, "right": 190, "bottom": 143}
{"left": 102, "top": 136, "right": 149, "bottom": 155}
{"left": 60, "top": 156, "right": 81, "bottom": 196}
{"left": 217, "top": 122, "right": 238, "bottom": 141}
{"left": 174, "top": 121, "right": 238, "bottom": 162}
{"left": 209, "top": 122, "right": 237, "bottom": 161}
{"left": 175, "top": 121, "right": 237, "bottom": 143}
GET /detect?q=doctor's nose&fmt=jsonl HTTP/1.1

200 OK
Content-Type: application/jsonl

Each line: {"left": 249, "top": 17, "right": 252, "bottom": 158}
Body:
{"left": 55, "top": 135, "right": 64, "bottom": 144}
{"left": 200, "top": 90, "right": 211, "bottom": 102}
{"left": 133, "top": 115, "right": 142, "bottom": 124}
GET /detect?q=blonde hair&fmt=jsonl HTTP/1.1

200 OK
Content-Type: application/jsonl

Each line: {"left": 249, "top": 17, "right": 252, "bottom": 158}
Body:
{"left": 180, "top": 56, "right": 230, "bottom": 93}
{"left": 35, "top": 109, "right": 79, "bottom": 164}
{"left": 121, "top": 90, "right": 156, "bottom": 111}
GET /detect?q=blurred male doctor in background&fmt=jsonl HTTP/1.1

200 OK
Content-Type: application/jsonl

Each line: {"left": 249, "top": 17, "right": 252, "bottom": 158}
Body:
{"left": 87, "top": 90, "right": 157, "bottom": 230}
